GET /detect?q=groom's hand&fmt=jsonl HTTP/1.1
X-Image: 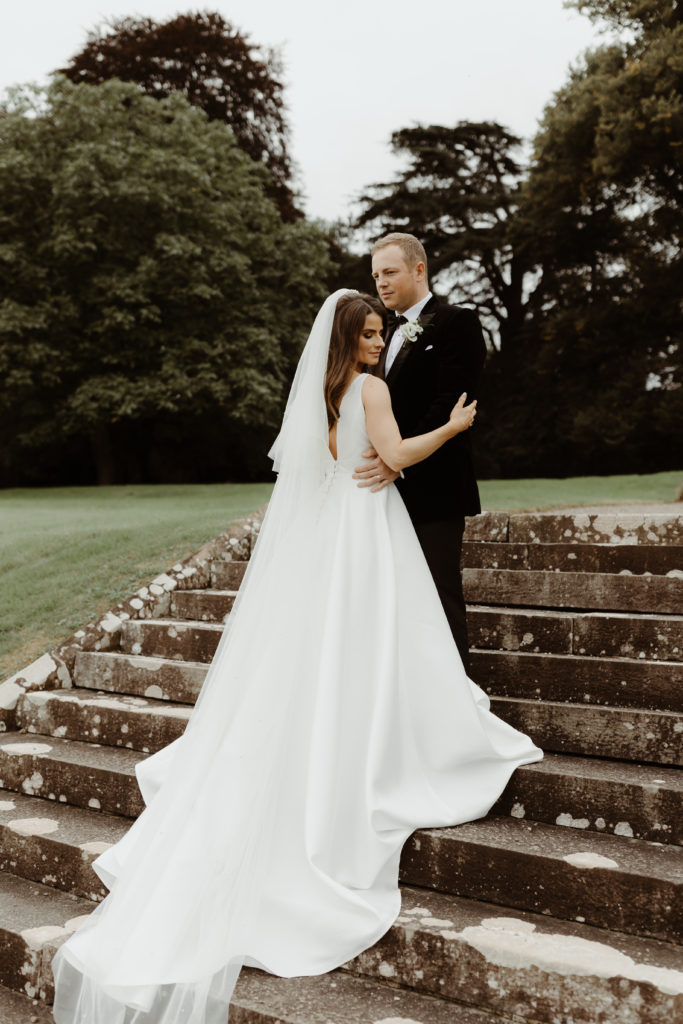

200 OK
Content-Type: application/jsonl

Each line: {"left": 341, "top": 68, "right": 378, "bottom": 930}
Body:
{"left": 353, "top": 447, "right": 400, "bottom": 491}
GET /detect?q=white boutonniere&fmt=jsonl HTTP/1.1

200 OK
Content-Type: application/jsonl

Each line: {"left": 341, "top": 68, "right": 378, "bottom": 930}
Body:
{"left": 400, "top": 312, "right": 434, "bottom": 344}
{"left": 401, "top": 318, "right": 423, "bottom": 342}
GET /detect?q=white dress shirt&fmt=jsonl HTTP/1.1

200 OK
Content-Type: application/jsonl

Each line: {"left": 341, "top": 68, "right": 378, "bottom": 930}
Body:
{"left": 385, "top": 292, "right": 433, "bottom": 374}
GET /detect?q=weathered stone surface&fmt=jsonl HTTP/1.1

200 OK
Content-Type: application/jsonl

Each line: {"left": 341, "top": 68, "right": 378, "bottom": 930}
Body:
{"left": 0, "top": 872, "right": 92, "bottom": 1000}
{"left": 74, "top": 650, "right": 207, "bottom": 704}
{"left": 527, "top": 543, "right": 683, "bottom": 576}
{"left": 170, "top": 589, "right": 237, "bottom": 623}
{"left": 0, "top": 984, "right": 55, "bottom": 1023}
{"left": 463, "top": 540, "right": 683, "bottom": 574}
{"left": 210, "top": 560, "right": 248, "bottom": 590}
{"left": 16, "top": 688, "right": 190, "bottom": 754}
{"left": 463, "top": 568, "right": 683, "bottom": 614}
{"left": 121, "top": 619, "right": 223, "bottom": 664}
{"left": 0, "top": 733, "right": 145, "bottom": 818}
{"left": 473, "top": 649, "right": 683, "bottom": 712}
{"left": 574, "top": 612, "right": 683, "bottom": 662}
{"left": 461, "top": 541, "right": 529, "bottom": 569}
{"left": 467, "top": 607, "right": 573, "bottom": 653}
{"left": 496, "top": 753, "right": 682, "bottom": 843}
{"left": 0, "top": 790, "right": 129, "bottom": 901}
{"left": 509, "top": 512, "right": 683, "bottom": 546}
{"left": 491, "top": 698, "right": 683, "bottom": 766}
{"left": 463, "top": 512, "right": 509, "bottom": 543}
{"left": 231, "top": 965, "right": 501, "bottom": 1024}
{"left": 400, "top": 816, "right": 683, "bottom": 942}
{"left": 347, "top": 886, "right": 683, "bottom": 1024}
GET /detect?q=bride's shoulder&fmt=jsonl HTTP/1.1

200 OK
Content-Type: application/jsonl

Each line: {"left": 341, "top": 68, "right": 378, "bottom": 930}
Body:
{"left": 360, "top": 374, "right": 389, "bottom": 406}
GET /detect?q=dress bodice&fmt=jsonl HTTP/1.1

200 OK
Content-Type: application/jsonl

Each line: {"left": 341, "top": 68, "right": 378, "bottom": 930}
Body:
{"left": 331, "top": 373, "right": 371, "bottom": 472}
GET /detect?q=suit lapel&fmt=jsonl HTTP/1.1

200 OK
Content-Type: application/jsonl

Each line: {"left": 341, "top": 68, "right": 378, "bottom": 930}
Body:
{"left": 385, "top": 296, "right": 439, "bottom": 386}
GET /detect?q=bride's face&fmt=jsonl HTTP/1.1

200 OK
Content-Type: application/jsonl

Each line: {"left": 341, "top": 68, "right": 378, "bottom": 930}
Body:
{"left": 356, "top": 313, "right": 384, "bottom": 367}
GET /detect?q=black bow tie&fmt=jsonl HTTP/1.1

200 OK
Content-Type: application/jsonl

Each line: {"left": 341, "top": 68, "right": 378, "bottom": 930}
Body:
{"left": 387, "top": 315, "right": 407, "bottom": 333}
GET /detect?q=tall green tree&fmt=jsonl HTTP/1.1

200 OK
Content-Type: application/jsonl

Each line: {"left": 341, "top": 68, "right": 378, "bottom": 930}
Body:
{"left": 59, "top": 11, "right": 299, "bottom": 220}
{"left": 514, "top": 0, "right": 682, "bottom": 471}
{"left": 356, "top": 123, "right": 529, "bottom": 349}
{"left": 0, "top": 77, "right": 330, "bottom": 484}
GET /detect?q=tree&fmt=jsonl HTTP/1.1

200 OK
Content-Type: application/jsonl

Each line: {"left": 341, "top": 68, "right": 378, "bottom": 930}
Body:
{"left": 59, "top": 11, "right": 299, "bottom": 220}
{"left": 513, "top": 0, "right": 683, "bottom": 473}
{"left": 0, "top": 77, "right": 330, "bottom": 485}
{"left": 355, "top": 122, "right": 531, "bottom": 350}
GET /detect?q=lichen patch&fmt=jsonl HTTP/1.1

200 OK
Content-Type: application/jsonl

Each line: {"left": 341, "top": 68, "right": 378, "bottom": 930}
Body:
{"left": 9, "top": 817, "right": 59, "bottom": 836}
{"left": 562, "top": 852, "right": 619, "bottom": 870}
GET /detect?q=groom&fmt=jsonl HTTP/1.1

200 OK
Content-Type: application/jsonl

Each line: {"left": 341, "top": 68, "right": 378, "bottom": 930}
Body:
{"left": 353, "top": 233, "right": 487, "bottom": 673}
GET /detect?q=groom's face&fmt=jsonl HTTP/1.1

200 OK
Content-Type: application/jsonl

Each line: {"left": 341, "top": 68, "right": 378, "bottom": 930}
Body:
{"left": 372, "top": 245, "right": 425, "bottom": 314}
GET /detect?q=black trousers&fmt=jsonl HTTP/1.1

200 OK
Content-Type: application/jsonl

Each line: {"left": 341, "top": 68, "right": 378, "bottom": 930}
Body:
{"left": 410, "top": 516, "right": 470, "bottom": 674}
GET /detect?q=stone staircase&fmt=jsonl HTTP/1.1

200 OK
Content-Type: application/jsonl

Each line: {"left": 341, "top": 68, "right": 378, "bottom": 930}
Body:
{"left": 0, "top": 509, "right": 681, "bottom": 1023}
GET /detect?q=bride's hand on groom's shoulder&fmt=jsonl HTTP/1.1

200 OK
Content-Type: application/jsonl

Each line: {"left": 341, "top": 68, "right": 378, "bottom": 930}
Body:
{"left": 448, "top": 393, "right": 477, "bottom": 436}
{"left": 353, "top": 447, "right": 400, "bottom": 491}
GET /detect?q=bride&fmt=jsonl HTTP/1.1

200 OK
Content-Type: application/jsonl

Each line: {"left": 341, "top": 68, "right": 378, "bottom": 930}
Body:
{"left": 52, "top": 290, "right": 542, "bottom": 1023}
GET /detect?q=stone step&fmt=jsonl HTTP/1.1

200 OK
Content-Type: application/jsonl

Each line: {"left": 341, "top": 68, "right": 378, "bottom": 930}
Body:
{"left": 473, "top": 649, "right": 683, "bottom": 712}
{"left": 469, "top": 607, "right": 683, "bottom": 661}
{"left": 463, "top": 568, "right": 683, "bottom": 614}
{"left": 505, "top": 512, "right": 683, "bottom": 547}
{"left": 210, "top": 560, "right": 248, "bottom": 589}
{"left": 16, "top": 687, "right": 190, "bottom": 753}
{"left": 491, "top": 697, "right": 683, "bottom": 766}
{"left": 170, "top": 589, "right": 237, "bottom": 622}
{"left": 0, "top": 984, "right": 55, "bottom": 1023}
{"left": 0, "top": 790, "right": 129, "bottom": 902}
{"left": 347, "top": 885, "right": 683, "bottom": 1024}
{"left": 2, "top": 797, "right": 681, "bottom": 1024}
{"left": 74, "top": 650, "right": 207, "bottom": 704}
{"left": 2, "top": 877, "right": 680, "bottom": 1024}
{"left": 234, "top": 966, "right": 511, "bottom": 1024}
{"left": 121, "top": 618, "right": 223, "bottom": 663}
{"left": 0, "top": 733, "right": 146, "bottom": 818}
{"left": 0, "top": 871, "right": 93, "bottom": 1001}
{"left": 499, "top": 755, "right": 681, "bottom": 844}
{"left": 462, "top": 540, "right": 683, "bottom": 575}
{"left": 400, "top": 815, "right": 682, "bottom": 944}
{"left": 120, "top": 610, "right": 683, "bottom": 665}
{"left": 5, "top": 727, "right": 679, "bottom": 939}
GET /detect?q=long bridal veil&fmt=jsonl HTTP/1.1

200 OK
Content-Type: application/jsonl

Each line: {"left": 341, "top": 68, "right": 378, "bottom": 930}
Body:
{"left": 51, "top": 290, "right": 357, "bottom": 1023}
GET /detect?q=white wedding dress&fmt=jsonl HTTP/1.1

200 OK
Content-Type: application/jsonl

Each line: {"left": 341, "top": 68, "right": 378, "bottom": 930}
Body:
{"left": 52, "top": 364, "right": 542, "bottom": 1022}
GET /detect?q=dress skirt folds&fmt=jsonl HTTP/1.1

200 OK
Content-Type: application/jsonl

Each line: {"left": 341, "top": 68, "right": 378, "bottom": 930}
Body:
{"left": 52, "top": 373, "right": 542, "bottom": 1023}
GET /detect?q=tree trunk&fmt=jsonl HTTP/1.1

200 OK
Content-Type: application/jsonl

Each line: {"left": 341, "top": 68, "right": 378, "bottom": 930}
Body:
{"left": 91, "top": 422, "right": 117, "bottom": 485}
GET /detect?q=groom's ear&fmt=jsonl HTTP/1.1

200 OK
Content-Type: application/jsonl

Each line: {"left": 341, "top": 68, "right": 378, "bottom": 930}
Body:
{"left": 415, "top": 261, "right": 426, "bottom": 282}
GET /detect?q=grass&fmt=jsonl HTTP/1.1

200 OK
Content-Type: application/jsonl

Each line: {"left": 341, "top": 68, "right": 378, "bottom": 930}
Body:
{"left": 1, "top": 471, "right": 680, "bottom": 681}
{"left": 479, "top": 469, "right": 683, "bottom": 510}
{"left": 0, "top": 483, "right": 273, "bottom": 680}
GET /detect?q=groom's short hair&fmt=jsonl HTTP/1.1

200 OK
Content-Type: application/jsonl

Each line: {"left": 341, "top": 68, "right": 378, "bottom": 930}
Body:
{"left": 371, "top": 233, "right": 428, "bottom": 273}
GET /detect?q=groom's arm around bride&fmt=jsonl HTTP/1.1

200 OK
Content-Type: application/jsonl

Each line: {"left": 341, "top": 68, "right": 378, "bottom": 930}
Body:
{"left": 355, "top": 232, "right": 487, "bottom": 673}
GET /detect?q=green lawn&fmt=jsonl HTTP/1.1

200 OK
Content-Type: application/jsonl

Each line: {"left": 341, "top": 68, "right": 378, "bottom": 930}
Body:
{"left": 479, "top": 469, "right": 683, "bottom": 510}
{"left": 0, "top": 483, "right": 273, "bottom": 680}
{"left": 1, "top": 471, "right": 680, "bottom": 681}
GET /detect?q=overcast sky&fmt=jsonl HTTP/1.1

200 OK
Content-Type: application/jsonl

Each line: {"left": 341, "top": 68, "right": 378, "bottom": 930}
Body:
{"left": 2, "top": 2, "right": 607, "bottom": 222}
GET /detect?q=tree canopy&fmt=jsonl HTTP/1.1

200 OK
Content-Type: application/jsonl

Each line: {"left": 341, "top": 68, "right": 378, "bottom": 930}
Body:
{"left": 59, "top": 11, "right": 299, "bottom": 220}
{"left": 353, "top": 0, "right": 681, "bottom": 476}
{"left": 0, "top": 77, "right": 330, "bottom": 484}
{"left": 356, "top": 122, "right": 529, "bottom": 350}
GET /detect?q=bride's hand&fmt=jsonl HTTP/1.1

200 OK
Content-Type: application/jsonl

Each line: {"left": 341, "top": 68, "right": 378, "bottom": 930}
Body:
{"left": 449, "top": 393, "right": 477, "bottom": 434}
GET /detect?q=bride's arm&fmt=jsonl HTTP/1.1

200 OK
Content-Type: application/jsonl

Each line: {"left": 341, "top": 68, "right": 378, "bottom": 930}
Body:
{"left": 361, "top": 376, "right": 476, "bottom": 473}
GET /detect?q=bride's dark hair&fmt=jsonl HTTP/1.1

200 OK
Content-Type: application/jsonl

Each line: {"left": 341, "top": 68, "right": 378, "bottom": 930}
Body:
{"left": 325, "top": 293, "right": 385, "bottom": 429}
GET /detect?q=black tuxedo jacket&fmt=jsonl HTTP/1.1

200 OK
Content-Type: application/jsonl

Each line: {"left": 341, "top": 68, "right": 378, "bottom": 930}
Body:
{"left": 376, "top": 296, "right": 487, "bottom": 521}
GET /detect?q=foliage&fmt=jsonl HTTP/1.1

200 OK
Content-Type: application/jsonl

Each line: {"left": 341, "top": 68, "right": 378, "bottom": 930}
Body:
{"left": 354, "top": 1, "right": 682, "bottom": 476}
{"left": 356, "top": 123, "right": 530, "bottom": 349}
{"left": 0, "top": 77, "right": 330, "bottom": 484}
{"left": 59, "top": 11, "right": 299, "bottom": 219}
